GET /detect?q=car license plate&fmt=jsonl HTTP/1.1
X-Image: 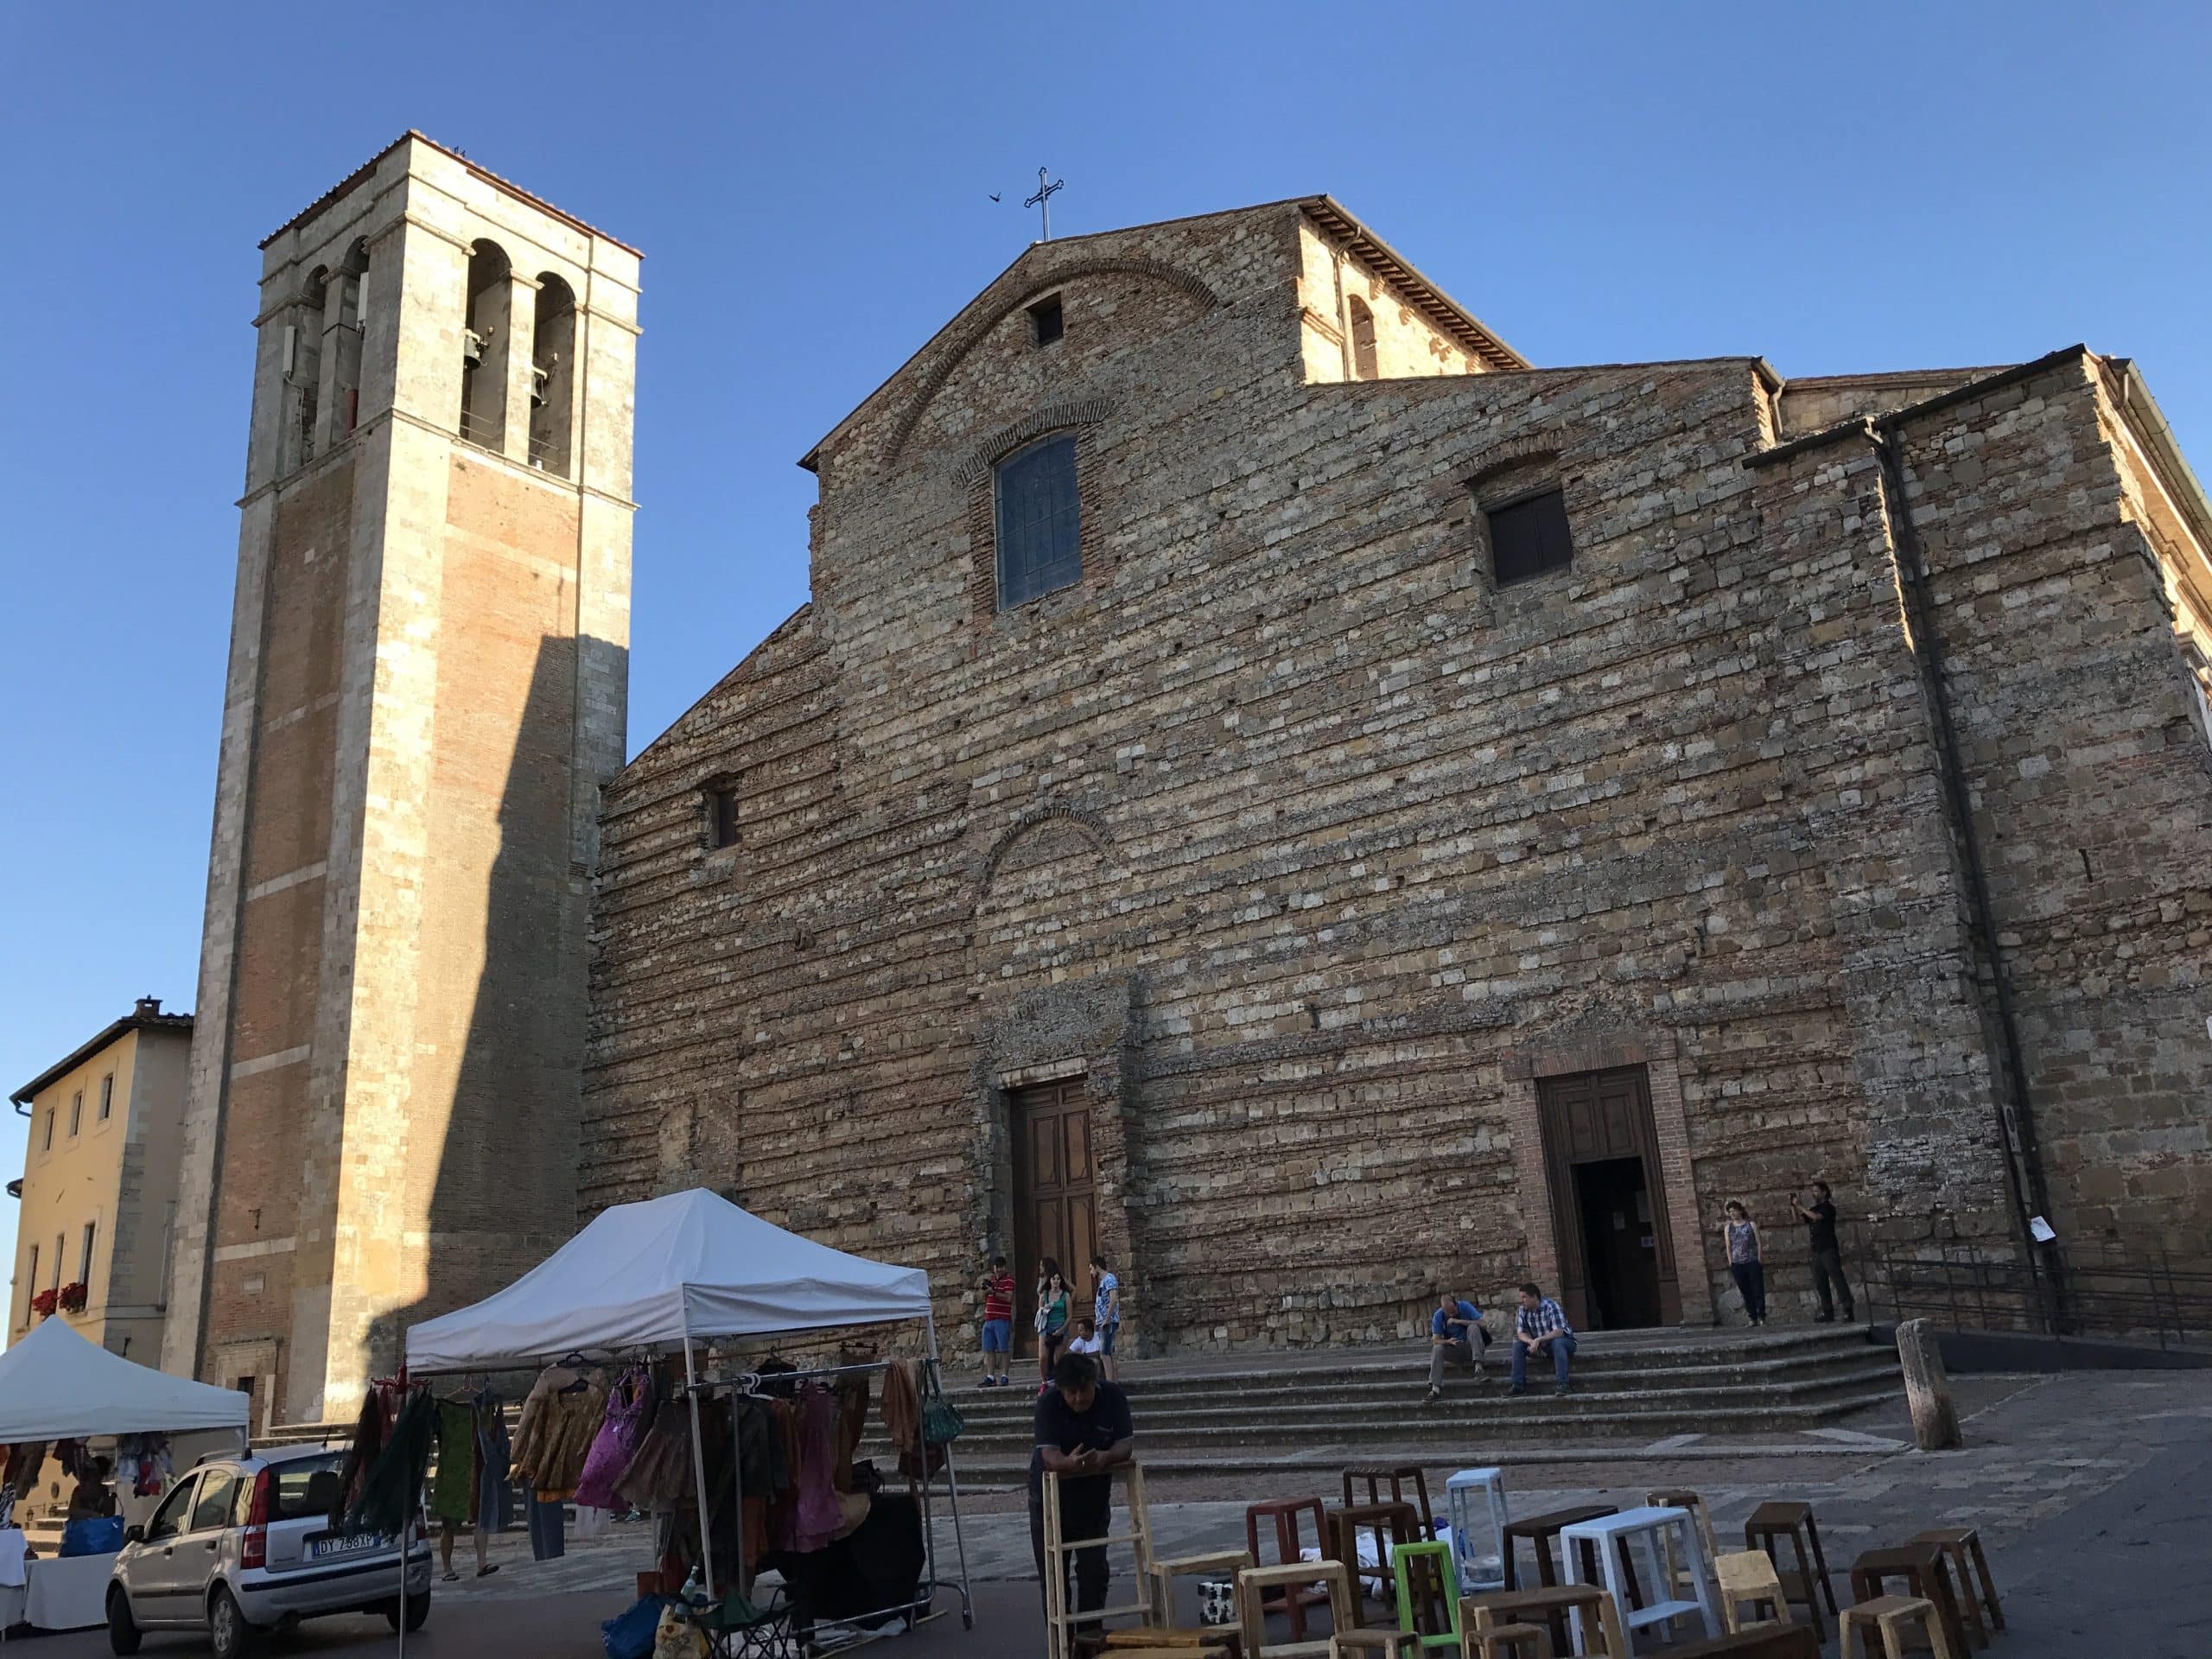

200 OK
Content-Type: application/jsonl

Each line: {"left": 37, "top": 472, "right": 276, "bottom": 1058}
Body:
{"left": 309, "top": 1531, "right": 389, "bottom": 1560}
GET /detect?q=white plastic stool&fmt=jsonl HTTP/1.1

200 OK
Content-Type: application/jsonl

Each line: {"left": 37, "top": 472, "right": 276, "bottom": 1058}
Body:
{"left": 1445, "top": 1466, "right": 1510, "bottom": 1594}
{"left": 1560, "top": 1504, "right": 1719, "bottom": 1650}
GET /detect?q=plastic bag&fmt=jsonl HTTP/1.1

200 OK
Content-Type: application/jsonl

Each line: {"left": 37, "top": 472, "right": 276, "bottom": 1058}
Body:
{"left": 601, "top": 1593, "right": 673, "bottom": 1659}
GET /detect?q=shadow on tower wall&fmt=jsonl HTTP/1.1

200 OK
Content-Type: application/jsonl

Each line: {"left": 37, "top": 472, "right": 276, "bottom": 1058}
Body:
{"left": 362, "top": 628, "right": 626, "bottom": 1390}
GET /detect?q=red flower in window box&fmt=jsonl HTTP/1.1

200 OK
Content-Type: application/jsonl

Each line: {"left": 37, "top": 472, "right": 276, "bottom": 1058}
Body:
{"left": 29, "top": 1288, "right": 57, "bottom": 1318}
{"left": 57, "top": 1281, "right": 87, "bottom": 1313}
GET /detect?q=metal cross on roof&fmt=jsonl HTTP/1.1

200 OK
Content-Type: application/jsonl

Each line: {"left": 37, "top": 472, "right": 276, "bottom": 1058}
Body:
{"left": 1025, "top": 167, "right": 1065, "bottom": 242}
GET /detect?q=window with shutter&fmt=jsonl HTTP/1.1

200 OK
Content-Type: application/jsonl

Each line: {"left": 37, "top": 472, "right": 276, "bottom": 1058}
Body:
{"left": 1486, "top": 486, "right": 1575, "bottom": 586}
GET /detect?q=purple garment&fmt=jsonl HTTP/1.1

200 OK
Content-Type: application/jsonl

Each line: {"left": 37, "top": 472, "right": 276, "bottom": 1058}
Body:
{"left": 573, "top": 1370, "right": 649, "bottom": 1511}
{"left": 790, "top": 1387, "right": 843, "bottom": 1553}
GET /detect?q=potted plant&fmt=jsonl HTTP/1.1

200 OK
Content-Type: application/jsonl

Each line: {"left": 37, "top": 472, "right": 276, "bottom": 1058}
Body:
{"left": 29, "top": 1287, "right": 57, "bottom": 1318}
{"left": 58, "top": 1281, "right": 87, "bottom": 1313}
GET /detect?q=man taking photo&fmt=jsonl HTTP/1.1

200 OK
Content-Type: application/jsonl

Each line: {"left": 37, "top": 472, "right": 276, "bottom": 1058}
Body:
{"left": 1792, "top": 1181, "right": 1855, "bottom": 1322}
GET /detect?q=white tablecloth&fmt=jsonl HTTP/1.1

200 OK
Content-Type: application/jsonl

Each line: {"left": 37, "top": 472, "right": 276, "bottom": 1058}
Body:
{"left": 25, "top": 1551, "right": 115, "bottom": 1630}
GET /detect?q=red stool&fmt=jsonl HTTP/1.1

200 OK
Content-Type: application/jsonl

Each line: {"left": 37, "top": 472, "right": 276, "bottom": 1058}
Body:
{"left": 1244, "top": 1497, "right": 1330, "bottom": 1643}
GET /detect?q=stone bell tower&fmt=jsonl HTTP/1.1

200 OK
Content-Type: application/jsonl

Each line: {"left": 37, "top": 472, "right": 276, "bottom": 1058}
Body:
{"left": 164, "top": 134, "right": 639, "bottom": 1425}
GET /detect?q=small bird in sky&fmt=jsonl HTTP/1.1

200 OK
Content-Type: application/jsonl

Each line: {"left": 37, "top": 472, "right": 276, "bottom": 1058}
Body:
{"left": 988, "top": 192, "right": 1001, "bottom": 202}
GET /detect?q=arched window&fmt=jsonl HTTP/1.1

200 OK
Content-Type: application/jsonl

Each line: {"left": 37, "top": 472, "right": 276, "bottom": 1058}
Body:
{"left": 530, "top": 273, "right": 576, "bottom": 477}
{"left": 332, "top": 238, "right": 371, "bottom": 438}
{"left": 1348, "top": 296, "right": 1378, "bottom": 381}
{"left": 994, "top": 433, "right": 1083, "bottom": 607}
{"left": 459, "top": 239, "right": 512, "bottom": 448}
{"left": 282, "top": 267, "right": 326, "bottom": 472}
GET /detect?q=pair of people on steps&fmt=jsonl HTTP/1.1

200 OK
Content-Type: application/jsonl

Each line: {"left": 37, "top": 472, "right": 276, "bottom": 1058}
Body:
{"left": 1424, "top": 1282, "right": 1577, "bottom": 1400}
{"left": 1719, "top": 1181, "right": 1856, "bottom": 1326}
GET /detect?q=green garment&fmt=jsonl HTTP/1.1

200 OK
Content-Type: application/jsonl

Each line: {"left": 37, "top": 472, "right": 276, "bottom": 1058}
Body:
{"left": 430, "top": 1400, "right": 476, "bottom": 1523}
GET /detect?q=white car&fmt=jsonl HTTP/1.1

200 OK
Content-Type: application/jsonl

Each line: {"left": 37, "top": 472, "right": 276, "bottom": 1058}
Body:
{"left": 105, "top": 1444, "right": 432, "bottom": 1656}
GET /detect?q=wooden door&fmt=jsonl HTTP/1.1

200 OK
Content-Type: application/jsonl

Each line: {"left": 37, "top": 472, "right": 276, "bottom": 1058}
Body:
{"left": 1536, "top": 1066, "right": 1681, "bottom": 1329}
{"left": 1010, "top": 1080, "right": 1097, "bottom": 1356}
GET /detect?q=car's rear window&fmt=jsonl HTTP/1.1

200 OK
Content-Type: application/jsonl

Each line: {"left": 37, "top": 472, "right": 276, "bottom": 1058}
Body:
{"left": 265, "top": 1452, "right": 348, "bottom": 1523}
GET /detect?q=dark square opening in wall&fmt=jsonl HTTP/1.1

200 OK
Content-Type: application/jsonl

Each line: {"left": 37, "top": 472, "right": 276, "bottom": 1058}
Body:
{"left": 1028, "top": 294, "right": 1064, "bottom": 346}
{"left": 1486, "top": 486, "right": 1574, "bottom": 586}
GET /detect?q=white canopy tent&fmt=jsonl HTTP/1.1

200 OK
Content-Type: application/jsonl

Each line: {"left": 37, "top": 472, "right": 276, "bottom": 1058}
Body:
{"left": 0, "top": 1316, "right": 250, "bottom": 1440}
{"left": 404, "top": 1187, "right": 931, "bottom": 1370}
{"left": 400, "top": 1188, "right": 967, "bottom": 1626}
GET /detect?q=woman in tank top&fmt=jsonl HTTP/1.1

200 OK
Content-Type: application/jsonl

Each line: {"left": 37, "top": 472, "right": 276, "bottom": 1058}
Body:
{"left": 1720, "top": 1200, "right": 1767, "bottom": 1326}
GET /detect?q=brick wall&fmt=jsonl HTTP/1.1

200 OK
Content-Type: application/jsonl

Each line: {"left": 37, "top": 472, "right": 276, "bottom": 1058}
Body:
{"left": 585, "top": 201, "right": 2212, "bottom": 1352}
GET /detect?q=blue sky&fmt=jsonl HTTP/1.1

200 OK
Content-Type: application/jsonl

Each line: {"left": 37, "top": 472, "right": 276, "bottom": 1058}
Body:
{"left": 3, "top": 2, "right": 2207, "bottom": 1290}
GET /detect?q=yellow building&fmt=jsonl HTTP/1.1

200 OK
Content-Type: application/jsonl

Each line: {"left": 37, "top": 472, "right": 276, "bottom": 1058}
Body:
{"left": 8, "top": 998, "right": 193, "bottom": 1368}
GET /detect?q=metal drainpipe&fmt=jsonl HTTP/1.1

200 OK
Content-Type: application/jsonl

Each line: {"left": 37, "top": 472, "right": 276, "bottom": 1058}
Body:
{"left": 1870, "top": 424, "right": 2068, "bottom": 1332}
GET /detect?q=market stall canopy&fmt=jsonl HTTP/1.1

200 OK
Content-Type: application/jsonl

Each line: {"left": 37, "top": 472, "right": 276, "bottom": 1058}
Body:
{"left": 404, "top": 1187, "right": 934, "bottom": 1373}
{"left": 0, "top": 1317, "right": 250, "bottom": 1440}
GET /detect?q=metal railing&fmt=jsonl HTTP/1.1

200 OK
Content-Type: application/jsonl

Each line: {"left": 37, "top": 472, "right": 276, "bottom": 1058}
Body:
{"left": 1864, "top": 1236, "right": 2212, "bottom": 1352}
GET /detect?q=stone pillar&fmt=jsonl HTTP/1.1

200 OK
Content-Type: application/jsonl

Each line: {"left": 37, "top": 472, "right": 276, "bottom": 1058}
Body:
{"left": 500, "top": 273, "right": 539, "bottom": 465}
{"left": 1897, "top": 1318, "right": 1961, "bottom": 1450}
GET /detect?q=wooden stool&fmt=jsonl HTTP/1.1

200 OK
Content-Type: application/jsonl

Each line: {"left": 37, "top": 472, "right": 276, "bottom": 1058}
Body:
{"left": 1151, "top": 1550, "right": 1256, "bottom": 1626}
{"left": 1501, "top": 1505, "right": 1615, "bottom": 1592}
{"left": 1647, "top": 1489, "right": 1721, "bottom": 1601}
{"left": 1840, "top": 1593, "right": 1955, "bottom": 1659}
{"left": 1743, "top": 1501, "right": 1837, "bottom": 1640}
{"left": 1239, "top": 1560, "right": 1356, "bottom": 1659}
{"left": 1560, "top": 1507, "right": 1720, "bottom": 1648}
{"left": 1712, "top": 1551, "right": 1787, "bottom": 1636}
{"left": 1247, "top": 1497, "right": 1332, "bottom": 1644}
{"left": 1332, "top": 1502, "right": 1421, "bottom": 1606}
{"left": 1463, "top": 1586, "right": 1624, "bottom": 1657}
{"left": 1045, "top": 1464, "right": 1163, "bottom": 1659}
{"left": 1660, "top": 1628, "right": 1820, "bottom": 1657}
{"left": 1849, "top": 1545, "right": 1974, "bottom": 1657}
{"left": 1912, "top": 1527, "right": 2002, "bottom": 1636}
{"left": 1391, "top": 1541, "right": 1460, "bottom": 1650}
{"left": 1465, "top": 1623, "right": 1554, "bottom": 1658}
{"left": 1095, "top": 1628, "right": 1243, "bottom": 1658}
{"left": 1344, "top": 1466, "right": 1438, "bottom": 1538}
{"left": 1330, "top": 1633, "right": 1417, "bottom": 1658}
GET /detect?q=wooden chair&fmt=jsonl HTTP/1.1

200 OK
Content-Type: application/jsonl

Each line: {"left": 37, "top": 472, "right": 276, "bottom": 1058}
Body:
{"left": 1247, "top": 1498, "right": 1333, "bottom": 1645}
{"left": 1742, "top": 1502, "right": 1837, "bottom": 1642}
{"left": 1462, "top": 1586, "right": 1626, "bottom": 1657}
{"left": 1911, "top": 1527, "right": 2002, "bottom": 1639}
{"left": 1344, "top": 1467, "right": 1438, "bottom": 1539}
{"left": 1840, "top": 1593, "right": 1956, "bottom": 1659}
{"left": 1239, "top": 1560, "right": 1357, "bottom": 1659}
{"left": 1848, "top": 1543, "right": 1974, "bottom": 1658}
{"left": 1711, "top": 1551, "right": 1786, "bottom": 1636}
{"left": 1647, "top": 1489, "right": 1722, "bottom": 1603}
{"left": 1151, "top": 1548, "right": 1257, "bottom": 1626}
{"left": 1332, "top": 1501, "right": 1420, "bottom": 1606}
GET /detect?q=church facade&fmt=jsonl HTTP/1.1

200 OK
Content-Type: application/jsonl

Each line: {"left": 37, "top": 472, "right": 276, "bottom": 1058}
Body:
{"left": 582, "top": 197, "right": 2212, "bottom": 1351}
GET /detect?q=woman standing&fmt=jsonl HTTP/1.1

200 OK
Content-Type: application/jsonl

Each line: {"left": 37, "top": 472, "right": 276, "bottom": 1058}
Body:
{"left": 1721, "top": 1201, "right": 1767, "bottom": 1326}
{"left": 1036, "top": 1266, "right": 1071, "bottom": 1385}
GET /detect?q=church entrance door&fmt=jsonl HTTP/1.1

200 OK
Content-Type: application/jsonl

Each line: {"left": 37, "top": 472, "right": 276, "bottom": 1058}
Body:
{"left": 1536, "top": 1066, "right": 1681, "bottom": 1330}
{"left": 1010, "top": 1079, "right": 1097, "bottom": 1358}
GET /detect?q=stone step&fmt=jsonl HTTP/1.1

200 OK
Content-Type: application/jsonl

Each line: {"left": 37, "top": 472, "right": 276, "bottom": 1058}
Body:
{"left": 939, "top": 1351, "right": 1891, "bottom": 1415}
{"left": 918, "top": 1388, "right": 1910, "bottom": 1484}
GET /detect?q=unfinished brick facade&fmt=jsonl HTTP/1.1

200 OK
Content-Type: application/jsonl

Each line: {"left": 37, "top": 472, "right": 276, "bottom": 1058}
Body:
{"left": 583, "top": 198, "right": 2212, "bottom": 1353}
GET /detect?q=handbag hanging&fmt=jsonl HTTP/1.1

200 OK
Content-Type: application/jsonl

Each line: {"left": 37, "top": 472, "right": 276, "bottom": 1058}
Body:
{"left": 918, "top": 1362, "right": 965, "bottom": 1448}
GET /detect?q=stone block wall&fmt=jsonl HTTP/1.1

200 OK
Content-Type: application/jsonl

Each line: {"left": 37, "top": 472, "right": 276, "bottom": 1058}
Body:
{"left": 584, "top": 200, "right": 2212, "bottom": 1354}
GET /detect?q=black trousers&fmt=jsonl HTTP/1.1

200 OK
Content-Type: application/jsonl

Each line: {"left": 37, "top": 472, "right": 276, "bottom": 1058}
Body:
{"left": 1812, "top": 1247, "right": 1853, "bottom": 1318}
{"left": 1029, "top": 1491, "right": 1109, "bottom": 1629}
{"left": 1730, "top": 1261, "right": 1766, "bottom": 1321}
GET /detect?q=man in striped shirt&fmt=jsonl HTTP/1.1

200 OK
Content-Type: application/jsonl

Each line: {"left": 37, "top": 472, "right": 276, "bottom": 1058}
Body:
{"left": 1510, "top": 1282, "right": 1577, "bottom": 1396}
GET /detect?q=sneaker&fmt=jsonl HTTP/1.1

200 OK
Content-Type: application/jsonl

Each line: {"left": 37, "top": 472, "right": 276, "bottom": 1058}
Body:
{"left": 1507, "top": 1384, "right": 1526, "bottom": 1397}
{"left": 1422, "top": 1387, "right": 1441, "bottom": 1406}
{"left": 1554, "top": 1382, "right": 1573, "bottom": 1396}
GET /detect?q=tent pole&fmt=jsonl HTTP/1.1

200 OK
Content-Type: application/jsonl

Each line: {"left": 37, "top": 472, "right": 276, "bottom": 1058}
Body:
{"left": 683, "top": 1324, "right": 718, "bottom": 1603}
{"left": 925, "top": 1307, "right": 973, "bottom": 1626}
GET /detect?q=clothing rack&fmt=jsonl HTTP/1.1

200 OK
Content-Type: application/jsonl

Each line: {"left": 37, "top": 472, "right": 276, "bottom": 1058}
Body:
{"left": 686, "top": 1353, "right": 975, "bottom": 1643}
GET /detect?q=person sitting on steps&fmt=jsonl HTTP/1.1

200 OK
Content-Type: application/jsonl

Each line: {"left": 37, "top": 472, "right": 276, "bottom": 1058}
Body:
{"left": 1510, "top": 1281, "right": 1577, "bottom": 1396}
{"left": 1423, "top": 1290, "right": 1491, "bottom": 1403}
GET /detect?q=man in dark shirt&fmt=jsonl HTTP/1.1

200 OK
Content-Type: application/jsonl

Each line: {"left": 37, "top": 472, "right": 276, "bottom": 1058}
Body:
{"left": 1792, "top": 1181, "right": 1855, "bottom": 1322}
{"left": 1029, "top": 1351, "right": 1134, "bottom": 1630}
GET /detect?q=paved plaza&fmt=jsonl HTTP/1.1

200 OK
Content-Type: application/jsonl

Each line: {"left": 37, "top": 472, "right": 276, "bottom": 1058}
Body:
{"left": 40, "top": 1366, "right": 2195, "bottom": 1656}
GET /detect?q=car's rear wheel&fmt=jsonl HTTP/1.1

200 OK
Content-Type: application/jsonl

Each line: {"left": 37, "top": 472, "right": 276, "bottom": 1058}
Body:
{"left": 383, "top": 1589, "right": 431, "bottom": 1632}
{"left": 105, "top": 1587, "right": 143, "bottom": 1656}
{"left": 208, "top": 1586, "right": 257, "bottom": 1659}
